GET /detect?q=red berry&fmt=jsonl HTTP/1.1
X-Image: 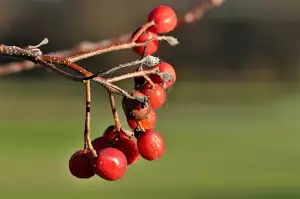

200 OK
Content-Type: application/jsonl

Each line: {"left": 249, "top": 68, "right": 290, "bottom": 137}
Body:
{"left": 148, "top": 5, "right": 178, "bottom": 34}
{"left": 69, "top": 149, "right": 95, "bottom": 179}
{"left": 132, "top": 30, "right": 159, "bottom": 56}
{"left": 139, "top": 83, "right": 166, "bottom": 109}
{"left": 151, "top": 62, "right": 176, "bottom": 88}
{"left": 127, "top": 108, "right": 156, "bottom": 130}
{"left": 122, "top": 91, "right": 151, "bottom": 120}
{"left": 94, "top": 147, "right": 127, "bottom": 181}
{"left": 102, "top": 125, "right": 126, "bottom": 143}
{"left": 114, "top": 136, "right": 140, "bottom": 165}
{"left": 137, "top": 129, "right": 165, "bottom": 161}
{"left": 103, "top": 125, "right": 117, "bottom": 140}
{"left": 92, "top": 136, "right": 111, "bottom": 151}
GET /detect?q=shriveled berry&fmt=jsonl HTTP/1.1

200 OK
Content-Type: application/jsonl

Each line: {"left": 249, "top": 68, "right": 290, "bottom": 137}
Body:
{"left": 127, "top": 108, "right": 156, "bottom": 130}
{"left": 139, "top": 83, "right": 166, "bottom": 109}
{"left": 92, "top": 136, "right": 111, "bottom": 151}
{"left": 114, "top": 136, "right": 140, "bottom": 165}
{"left": 132, "top": 29, "right": 159, "bottom": 56}
{"left": 69, "top": 149, "right": 95, "bottom": 179}
{"left": 137, "top": 129, "right": 165, "bottom": 161}
{"left": 94, "top": 147, "right": 127, "bottom": 181}
{"left": 122, "top": 91, "right": 151, "bottom": 120}
{"left": 148, "top": 5, "right": 178, "bottom": 34}
{"left": 151, "top": 62, "right": 176, "bottom": 88}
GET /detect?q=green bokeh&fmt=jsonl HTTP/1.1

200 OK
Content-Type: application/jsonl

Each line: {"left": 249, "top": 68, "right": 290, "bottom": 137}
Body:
{"left": 0, "top": 80, "right": 299, "bottom": 199}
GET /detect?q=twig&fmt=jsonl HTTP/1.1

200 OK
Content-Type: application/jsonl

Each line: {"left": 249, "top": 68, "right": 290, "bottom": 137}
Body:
{"left": 67, "top": 35, "right": 177, "bottom": 63}
{"left": 0, "top": 0, "right": 225, "bottom": 76}
{"left": 142, "top": 75, "right": 156, "bottom": 89}
{"left": 84, "top": 80, "right": 97, "bottom": 157}
{"left": 81, "top": 55, "right": 160, "bottom": 81}
{"left": 107, "top": 68, "right": 159, "bottom": 83}
{"left": 108, "top": 91, "right": 121, "bottom": 132}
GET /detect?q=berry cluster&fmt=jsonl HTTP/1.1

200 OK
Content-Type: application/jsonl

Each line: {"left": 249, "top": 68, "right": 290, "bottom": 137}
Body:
{"left": 69, "top": 5, "right": 178, "bottom": 181}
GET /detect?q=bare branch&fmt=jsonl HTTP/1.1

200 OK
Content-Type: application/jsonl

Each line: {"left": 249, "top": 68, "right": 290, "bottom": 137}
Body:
{"left": 0, "top": 0, "right": 225, "bottom": 76}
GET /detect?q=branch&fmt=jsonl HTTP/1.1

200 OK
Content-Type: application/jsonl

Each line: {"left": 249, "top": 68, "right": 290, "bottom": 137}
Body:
{"left": 108, "top": 91, "right": 121, "bottom": 132}
{"left": 83, "top": 80, "right": 97, "bottom": 157}
{"left": 0, "top": 0, "right": 225, "bottom": 77}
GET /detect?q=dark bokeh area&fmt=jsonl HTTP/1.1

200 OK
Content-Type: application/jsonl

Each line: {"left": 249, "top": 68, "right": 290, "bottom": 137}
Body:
{"left": 0, "top": 1, "right": 299, "bottom": 199}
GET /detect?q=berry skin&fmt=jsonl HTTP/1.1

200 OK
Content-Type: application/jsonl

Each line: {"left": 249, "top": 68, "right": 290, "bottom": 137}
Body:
{"left": 102, "top": 125, "right": 126, "bottom": 143}
{"left": 94, "top": 147, "right": 127, "bottom": 181}
{"left": 103, "top": 125, "right": 117, "bottom": 140}
{"left": 114, "top": 136, "right": 140, "bottom": 165}
{"left": 92, "top": 136, "right": 111, "bottom": 151}
{"left": 139, "top": 83, "right": 166, "bottom": 109}
{"left": 148, "top": 5, "right": 178, "bottom": 34}
{"left": 137, "top": 129, "right": 165, "bottom": 161}
{"left": 127, "top": 108, "right": 156, "bottom": 130}
{"left": 122, "top": 91, "right": 151, "bottom": 120}
{"left": 132, "top": 30, "right": 159, "bottom": 56}
{"left": 151, "top": 62, "right": 176, "bottom": 88}
{"left": 69, "top": 149, "right": 95, "bottom": 179}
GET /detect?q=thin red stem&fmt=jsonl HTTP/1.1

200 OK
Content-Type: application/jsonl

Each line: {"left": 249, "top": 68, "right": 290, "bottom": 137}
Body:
{"left": 131, "top": 20, "right": 155, "bottom": 42}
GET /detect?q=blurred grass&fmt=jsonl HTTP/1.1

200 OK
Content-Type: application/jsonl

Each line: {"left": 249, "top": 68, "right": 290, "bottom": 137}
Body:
{"left": 0, "top": 79, "right": 299, "bottom": 199}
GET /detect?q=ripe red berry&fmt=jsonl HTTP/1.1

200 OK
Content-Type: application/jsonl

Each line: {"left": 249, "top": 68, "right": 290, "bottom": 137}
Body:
{"left": 102, "top": 125, "right": 126, "bottom": 143}
{"left": 151, "top": 62, "right": 176, "bottom": 88}
{"left": 127, "top": 108, "right": 156, "bottom": 130}
{"left": 114, "top": 136, "right": 140, "bottom": 165}
{"left": 139, "top": 83, "right": 166, "bottom": 109}
{"left": 92, "top": 136, "right": 111, "bottom": 151}
{"left": 94, "top": 147, "right": 127, "bottom": 181}
{"left": 132, "top": 29, "right": 159, "bottom": 56}
{"left": 69, "top": 149, "right": 95, "bottom": 179}
{"left": 137, "top": 129, "right": 165, "bottom": 161}
{"left": 148, "top": 5, "right": 178, "bottom": 34}
{"left": 122, "top": 91, "right": 151, "bottom": 120}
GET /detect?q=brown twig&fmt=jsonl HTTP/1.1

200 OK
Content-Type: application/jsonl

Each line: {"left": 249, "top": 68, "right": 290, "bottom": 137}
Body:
{"left": 84, "top": 80, "right": 97, "bottom": 157}
{"left": 107, "top": 68, "right": 159, "bottom": 83}
{"left": 0, "top": 0, "right": 225, "bottom": 76}
{"left": 108, "top": 91, "right": 121, "bottom": 132}
{"left": 0, "top": 44, "right": 143, "bottom": 100}
{"left": 142, "top": 75, "right": 156, "bottom": 89}
{"left": 67, "top": 35, "right": 177, "bottom": 63}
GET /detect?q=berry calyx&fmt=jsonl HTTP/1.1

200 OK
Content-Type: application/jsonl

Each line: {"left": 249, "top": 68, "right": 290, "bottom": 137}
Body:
{"left": 94, "top": 147, "right": 127, "bottom": 181}
{"left": 114, "top": 136, "right": 140, "bottom": 165}
{"left": 132, "top": 29, "right": 159, "bottom": 56}
{"left": 137, "top": 129, "right": 165, "bottom": 161}
{"left": 69, "top": 149, "right": 95, "bottom": 179}
{"left": 148, "top": 5, "right": 178, "bottom": 34}
{"left": 151, "top": 62, "right": 176, "bottom": 88}
{"left": 127, "top": 108, "right": 156, "bottom": 130}
{"left": 122, "top": 91, "right": 151, "bottom": 120}
{"left": 139, "top": 83, "right": 166, "bottom": 109}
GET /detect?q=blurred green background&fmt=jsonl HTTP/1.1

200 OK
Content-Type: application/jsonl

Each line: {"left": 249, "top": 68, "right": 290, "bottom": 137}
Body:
{"left": 0, "top": 1, "right": 300, "bottom": 199}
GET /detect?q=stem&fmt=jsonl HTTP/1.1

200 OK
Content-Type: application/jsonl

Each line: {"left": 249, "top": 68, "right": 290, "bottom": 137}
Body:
{"left": 67, "top": 21, "right": 155, "bottom": 63}
{"left": 84, "top": 80, "right": 97, "bottom": 157}
{"left": 80, "top": 55, "right": 160, "bottom": 81}
{"left": 108, "top": 91, "right": 121, "bottom": 132}
{"left": 107, "top": 68, "right": 158, "bottom": 83}
{"left": 137, "top": 121, "right": 145, "bottom": 132}
{"left": 67, "top": 35, "right": 177, "bottom": 63}
{"left": 131, "top": 20, "right": 155, "bottom": 42}
{"left": 143, "top": 75, "right": 156, "bottom": 89}
{"left": 122, "top": 129, "right": 134, "bottom": 139}
{"left": 0, "top": 1, "right": 225, "bottom": 77}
